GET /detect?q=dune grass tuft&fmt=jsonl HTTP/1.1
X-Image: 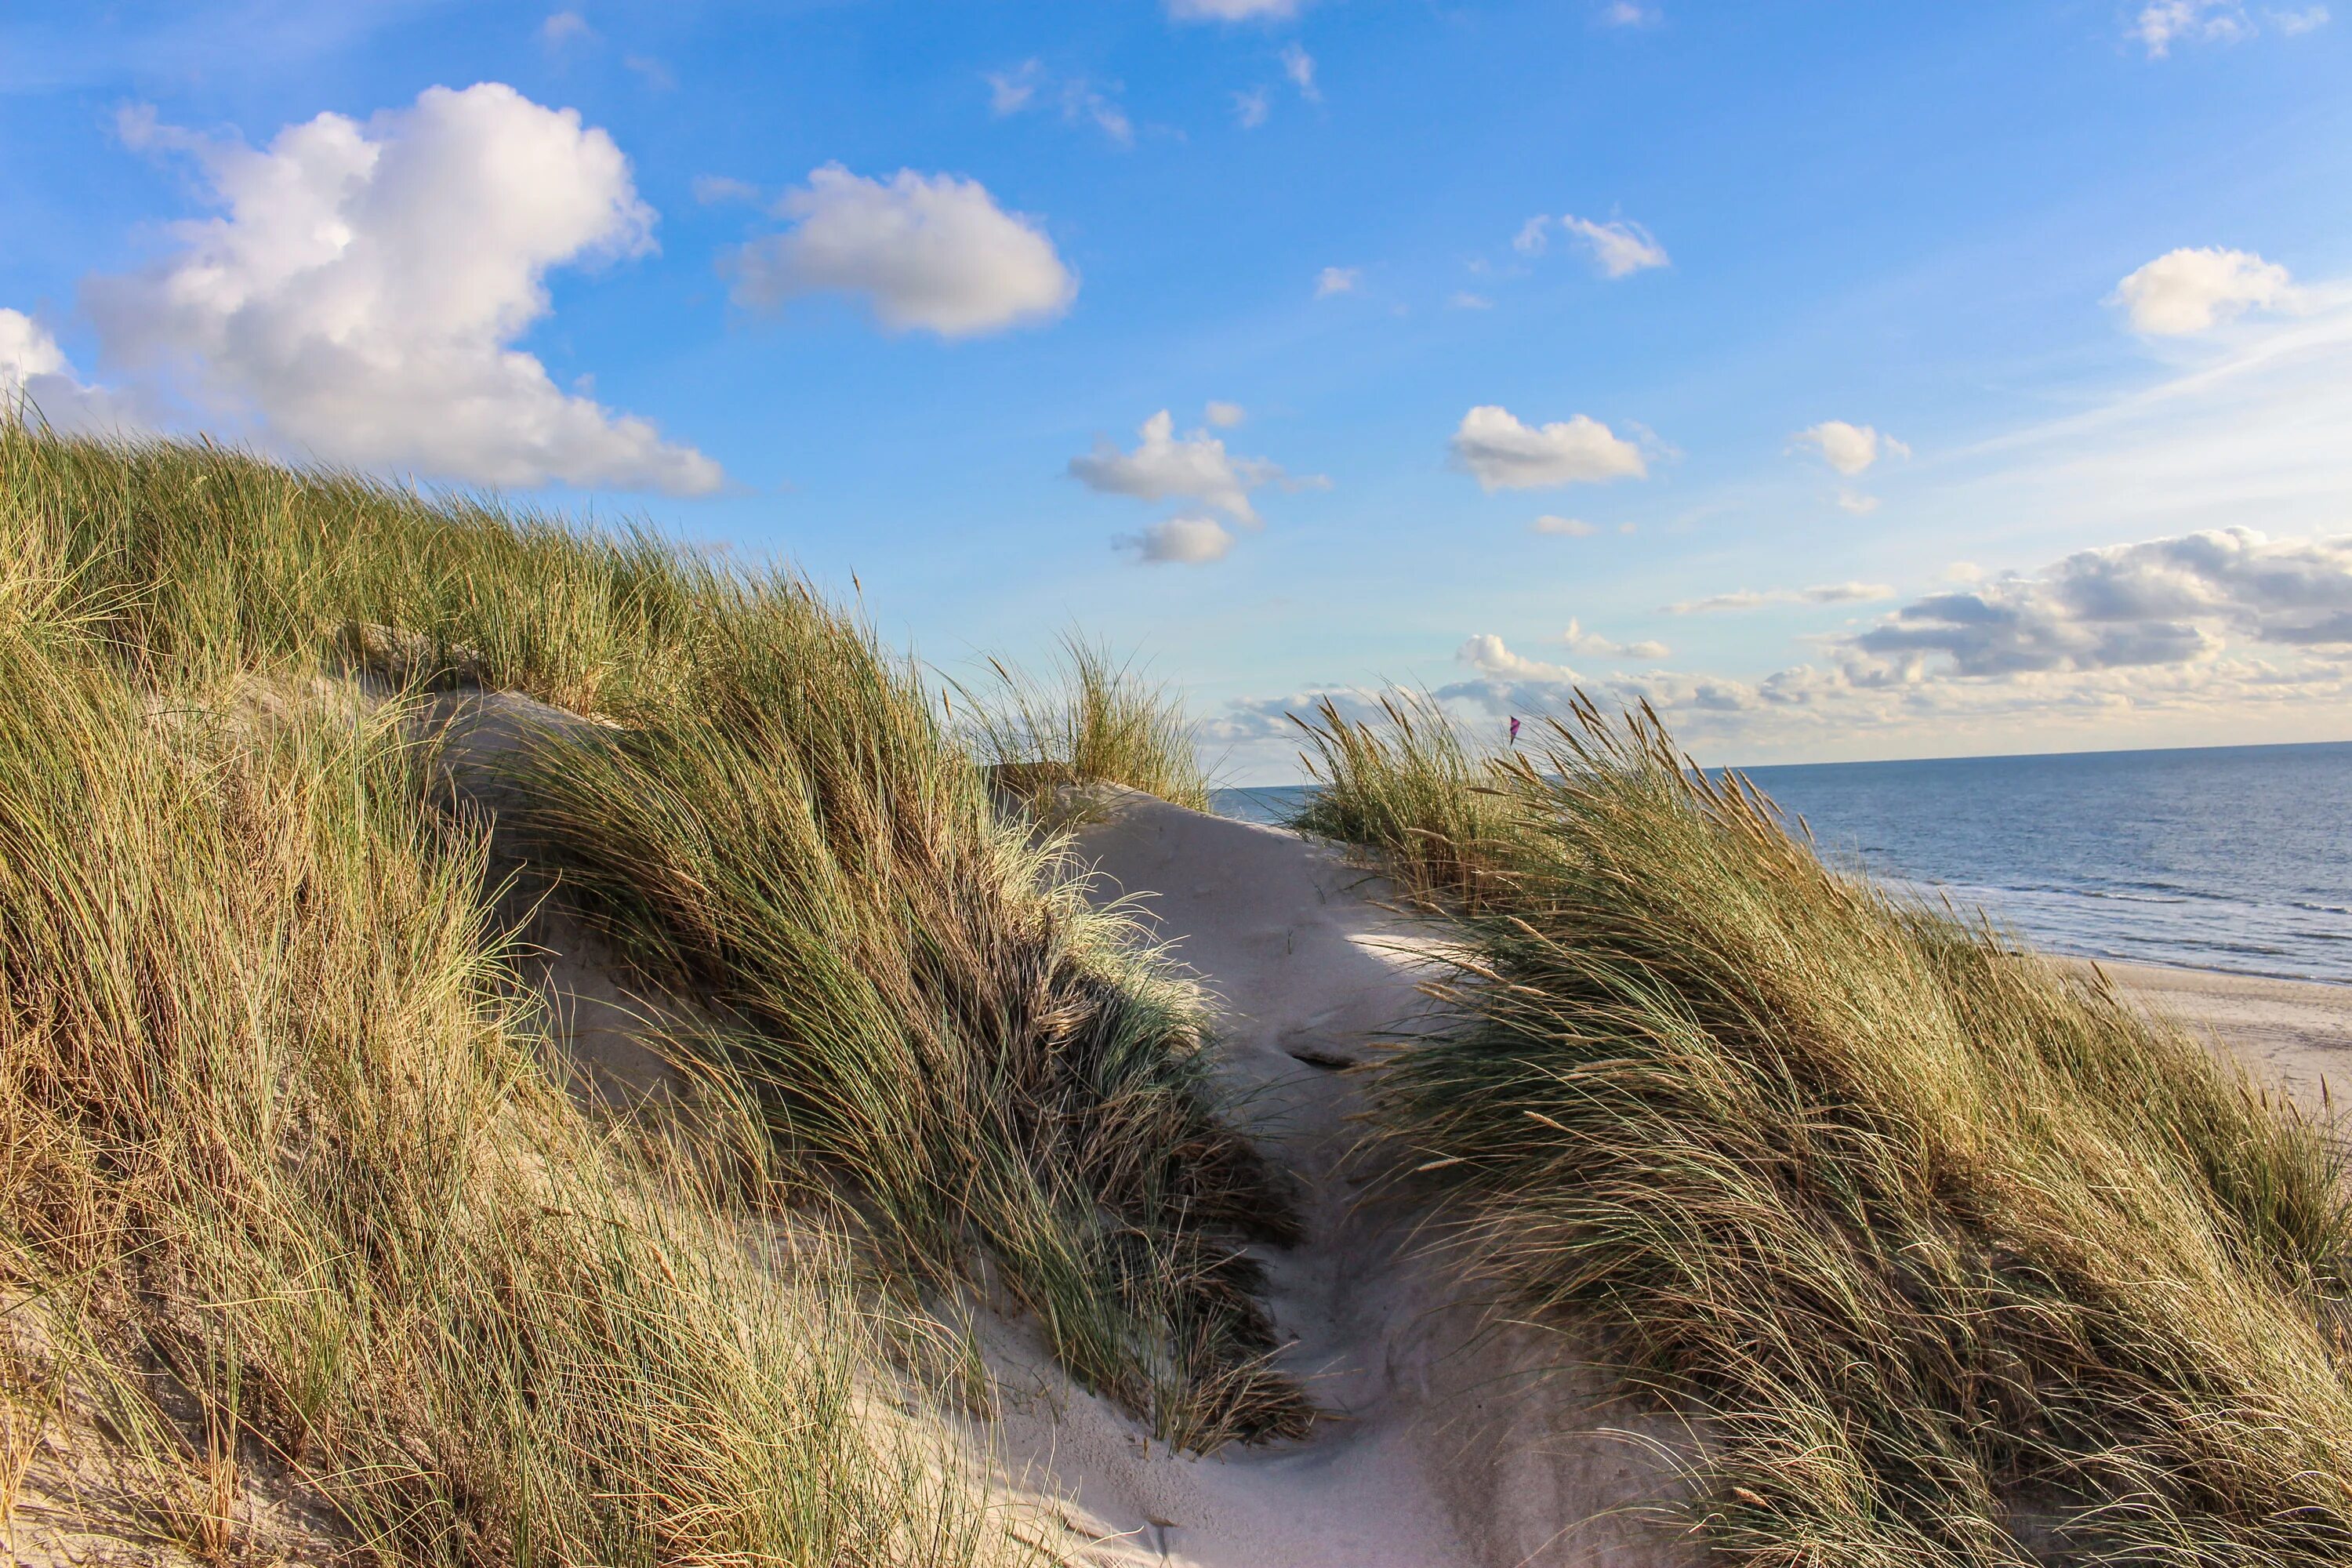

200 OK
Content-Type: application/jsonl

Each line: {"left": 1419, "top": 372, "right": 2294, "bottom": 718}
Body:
{"left": 962, "top": 633, "right": 1213, "bottom": 812}
{"left": 485, "top": 604, "right": 1305, "bottom": 1448}
{"left": 1286, "top": 693, "right": 1526, "bottom": 906}
{"left": 1298, "top": 693, "right": 2352, "bottom": 1565}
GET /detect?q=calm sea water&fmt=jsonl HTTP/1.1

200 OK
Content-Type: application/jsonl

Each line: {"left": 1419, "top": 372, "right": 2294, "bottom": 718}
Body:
{"left": 1211, "top": 741, "right": 2352, "bottom": 983}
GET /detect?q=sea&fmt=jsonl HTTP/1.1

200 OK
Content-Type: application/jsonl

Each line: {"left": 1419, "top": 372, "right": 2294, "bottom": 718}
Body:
{"left": 1210, "top": 740, "right": 2352, "bottom": 984}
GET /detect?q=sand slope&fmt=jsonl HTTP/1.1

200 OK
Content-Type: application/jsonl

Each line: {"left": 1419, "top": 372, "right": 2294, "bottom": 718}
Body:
{"left": 985, "top": 786, "right": 1695, "bottom": 1568}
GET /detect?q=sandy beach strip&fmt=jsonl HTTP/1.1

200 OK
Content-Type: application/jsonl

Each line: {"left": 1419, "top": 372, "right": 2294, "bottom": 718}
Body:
{"left": 2100, "top": 960, "right": 2350, "bottom": 1115}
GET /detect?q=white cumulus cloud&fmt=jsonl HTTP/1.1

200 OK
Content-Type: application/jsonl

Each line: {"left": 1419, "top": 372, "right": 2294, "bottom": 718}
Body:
{"left": 1204, "top": 400, "right": 1246, "bottom": 428}
{"left": 1450, "top": 405, "right": 1648, "bottom": 491}
{"left": 1850, "top": 528, "right": 2352, "bottom": 676}
{"left": 1220, "top": 525, "right": 2352, "bottom": 771}
{"left": 0, "top": 310, "right": 122, "bottom": 430}
{"left": 1563, "top": 215, "right": 1669, "bottom": 278}
{"left": 1120, "top": 515, "right": 1236, "bottom": 565}
{"left": 2114, "top": 246, "right": 2296, "bottom": 336}
{"left": 1794, "top": 419, "right": 1908, "bottom": 476}
{"left": 730, "top": 165, "right": 1076, "bottom": 338}
{"left": 0, "top": 310, "right": 67, "bottom": 388}
{"left": 1457, "top": 633, "right": 1581, "bottom": 684}
{"left": 89, "top": 85, "right": 720, "bottom": 494}
{"left": 1069, "top": 408, "right": 1318, "bottom": 524}
{"left": 1314, "top": 265, "right": 1360, "bottom": 297}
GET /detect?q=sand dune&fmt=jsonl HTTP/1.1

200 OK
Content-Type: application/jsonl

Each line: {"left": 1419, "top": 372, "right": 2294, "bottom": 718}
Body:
{"left": 985, "top": 788, "right": 2352, "bottom": 1567}
{"left": 982, "top": 786, "right": 1697, "bottom": 1568}
{"left": 431, "top": 711, "right": 2350, "bottom": 1567}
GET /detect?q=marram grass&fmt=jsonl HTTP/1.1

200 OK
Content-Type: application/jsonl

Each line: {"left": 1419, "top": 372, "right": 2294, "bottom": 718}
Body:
{"left": 1287, "top": 691, "right": 1529, "bottom": 906}
{"left": 961, "top": 632, "right": 1214, "bottom": 813}
{"left": 0, "top": 419, "right": 1309, "bottom": 1559}
{"left": 0, "top": 597, "right": 1011, "bottom": 1562}
{"left": 1300, "top": 695, "right": 2352, "bottom": 1566}
{"left": 485, "top": 605, "right": 1305, "bottom": 1447}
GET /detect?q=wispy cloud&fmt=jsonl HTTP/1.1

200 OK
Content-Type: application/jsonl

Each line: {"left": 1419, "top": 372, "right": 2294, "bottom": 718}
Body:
{"left": 1562, "top": 215, "right": 1670, "bottom": 278}
{"left": 1167, "top": 0, "right": 1308, "bottom": 20}
{"left": 1280, "top": 43, "right": 1320, "bottom": 101}
{"left": 622, "top": 54, "right": 675, "bottom": 90}
{"left": 985, "top": 60, "right": 1134, "bottom": 145}
{"left": 1664, "top": 583, "right": 1896, "bottom": 615}
{"left": 1530, "top": 514, "right": 1598, "bottom": 536}
{"left": 1565, "top": 618, "right": 1669, "bottom": 659}
{"left": 1314, "top": 264, "right": 1361, "bottom": 297}
{"left": 539, "top": 9, "right": 593, "bottom": 47}
{"left": 691, "top": 174, "right": 760, "bottom": 205}
{"left": 2132, "top": 0, "right": 2327, "bottom": 53}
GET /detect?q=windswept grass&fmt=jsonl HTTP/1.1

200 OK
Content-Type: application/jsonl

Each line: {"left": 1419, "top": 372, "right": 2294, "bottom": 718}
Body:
{"left": 1301, "top": 695, "right": 2352, "bottom": 1565}
{"left": 0, "top": 408, "right": 1306, "bottom": 1568}
{"left": 488, "top": 608, "right": 1305, "bottom": 1447}
{"left": 961, "top": 633, "right": 1213, "bottom": 812}
{"left": 0, "top": 580, "right": 1007, "bottom": 1560}
{"left": 1287, "top": 693, "right": 1526, "bottom": 906}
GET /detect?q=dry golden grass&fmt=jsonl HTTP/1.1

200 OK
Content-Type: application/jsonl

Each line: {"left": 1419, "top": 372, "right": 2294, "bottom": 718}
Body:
{"left": 0, "top": 419, "right": 1312, "bottom": 1558}
{"left": 0, "top": 608, "right": 1009, "bottom": 1562}
{"left": 962, "top": 633, "right": 1214, "bottom": 813}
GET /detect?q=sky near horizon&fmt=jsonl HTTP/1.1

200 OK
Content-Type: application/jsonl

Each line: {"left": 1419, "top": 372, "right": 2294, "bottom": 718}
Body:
{"left": 5, "top": 1, "right": 2351, "bottom": 781}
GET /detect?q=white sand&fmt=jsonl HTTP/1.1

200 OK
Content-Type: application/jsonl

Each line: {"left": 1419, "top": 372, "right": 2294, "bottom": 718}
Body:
{"left": 984, "top": 787, "right": 1697, "bottom": 1568}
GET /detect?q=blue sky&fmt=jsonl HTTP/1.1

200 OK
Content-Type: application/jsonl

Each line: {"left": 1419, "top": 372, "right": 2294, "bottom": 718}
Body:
{"left": 5, "top": 0, "right": 2351, "bottom": 779}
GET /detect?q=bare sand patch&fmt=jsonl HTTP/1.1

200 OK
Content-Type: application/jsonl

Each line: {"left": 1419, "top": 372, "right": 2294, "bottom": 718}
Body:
{"left": 978, "top": 786, "right": 1698, "bottom": 1568}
